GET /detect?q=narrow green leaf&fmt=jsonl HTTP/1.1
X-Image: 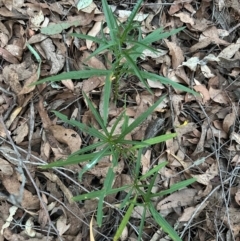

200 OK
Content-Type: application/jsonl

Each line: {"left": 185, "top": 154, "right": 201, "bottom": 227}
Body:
{"left": 72, "top": 190, "right": 103, "bottom": 201}
{"left": 151, "top": 178, "right": 197, "bottom": 197}
{"left": 139, "top": 162, "right": 168, "bottom": 181}
{"left": 128, "top": 40, "right": 159, "bottom": 55}
{"left": 122, "top": 0, "right": 143, "bottom": 39}
{"left": 135, "top": 149, "right": 143, "bottom": 178}
{"left": 53, "top": 111, "right": 107, "bottom": 140}
{"left": 142, "top": 27, "right": 184, "bottom": 45}
{"left": 82, "top": 92, "right": 109, "bottom": 135}
{"left": 72, "top": 185, "right": 131, "bottom": 202}
{"left": 149, "top": 203, "right": 182, "bottom": 241}
{"left": 32, "top": 69, "right": 110, "bottom": 85}
{"left": 145, "top": 165, "right": 159, "bottom": 197}
{"left": 133, "top": 133, "right": 177, "bottom": 149}
{"left": 121, "top": 52, "right": 152, "bottom": 94}
{"left": 67, "top": 141, "right": 105, "bottom": 157}
{"left": 97, "top": 167, "right": 115, "bottom": 226}
{"left": 119, "top": 188, "right": 133, "bottom": 209}
{"left": 113, "top": 195, "right": 137, "bottom": 241}
{"left": 138, "top": 205, "right": 146, "bottom": 241}
{"left": 109, "top": 111, "right": 126, "bottom": 137}
{"left": 27, "top": 43, "right": 41, "bottom": 78}
{"left": 83, "top": 42, "right": 116, "bottom": 62}
{"left": 121, "top": 112, "right": 129, "bottom": 134}
{"left": 78, "top": 147, "right": 109, "bottom": 180}
{"left": 102, "top": 0, "right": 118, "bottom": 42}
{"left": 110, "top": 146, "right": 121, "bottom": 167}
{"left": 119, "top": 95, "right": 166, "bottom": 139}
{"left": 39, "top": 151, "right": 109, "bottom": 169}
{"left": 140, "top": 71, "right": 198, "bottom": 95}
{"left": 70, "top": 33, "right": 106, "bottom": 44}
{"left": 102, "top": 74, "right": 112, "bottom": 126}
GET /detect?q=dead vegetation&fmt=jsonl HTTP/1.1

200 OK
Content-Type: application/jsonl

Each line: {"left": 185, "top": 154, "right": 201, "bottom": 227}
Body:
{"left": 0, "top": 0, "right": 240, "bottom": 240}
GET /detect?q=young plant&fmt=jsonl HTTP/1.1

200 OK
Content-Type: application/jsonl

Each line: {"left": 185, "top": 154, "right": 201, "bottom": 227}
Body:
{"left": 40, "top": 92, "right": 196, "bottom": 240}
{"left": 35, "top": 0, "right": 196, "bottom": 106}
{"left": 35, "top": 0, "right": 198, "bottom": 239}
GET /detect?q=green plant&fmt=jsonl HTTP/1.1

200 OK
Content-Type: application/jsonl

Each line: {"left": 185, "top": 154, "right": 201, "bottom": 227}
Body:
{"left": 35, "top": 0, "right": 198, "bottom": 239}
{"left": 35, "top": 0, "right": 196, "bottom": 107}
{"left": 40, "top": 92, "right": 196, "bottom": 241}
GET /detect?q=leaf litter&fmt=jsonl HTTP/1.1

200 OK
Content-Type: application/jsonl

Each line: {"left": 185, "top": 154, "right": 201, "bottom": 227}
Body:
{"left": 0, "top": 0, "right": 240, "bottom": 240}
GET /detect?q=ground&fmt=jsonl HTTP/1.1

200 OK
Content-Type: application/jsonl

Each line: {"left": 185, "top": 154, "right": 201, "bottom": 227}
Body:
{"left": 0, "top": 0, "right": 240, "bottom": 240}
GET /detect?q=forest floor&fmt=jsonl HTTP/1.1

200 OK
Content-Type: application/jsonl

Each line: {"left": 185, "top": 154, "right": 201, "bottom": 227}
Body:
{"left": 0, "top": 0, "right": 240, "bottom": 240}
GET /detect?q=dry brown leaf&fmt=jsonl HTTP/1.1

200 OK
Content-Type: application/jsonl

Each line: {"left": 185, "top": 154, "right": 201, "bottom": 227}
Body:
{"left": 178, "top": 202, "right": 208, "bottom": 222}
{"left": 200, "top": 65, "right": 215, "bottom": 78}
{"left": 209, "top": 87, "right": 229, "bottom": 104}
{"left": 51, "top": 125, "right": 82, "bottom": 153}
{"left": 0, "top": 47, "right": 19, "bottom": 64}
{"left": 190, "top": 38, "right": 212, "bottom": 52}
{"left": 164, "top": 39, "right": 184, "bottom": 69}
{"left": 12, "top": 122, "right": 29, "bottom": 144}
{"left": 218, "top": 38, "right": 240, "bottom": 59}
{"left": 61, "top": 79, "right": 74, "bottom": 91}
{"left": 82, "top": 77, "right": 101, "bottom": 93}
{"left": 5, "top": 44, "right": 23, "bottom": 61}
{"left": 57, "top": 215, "right": 71, "bottom": 236}
{"left": 5, "top": 106, "right": 22, "bottom": 128}
{"left": 192, "top": 162, "right": 218, "bottom": 185}
{"left": 235, "top": 189, "right": 240, "bottom": 206}
{"left": 42, "top": 172, "right": 74, "bottom": 204}
{"left": 141, "top": 151, "right": 151, "bottom": 175}
{"left": 194, "top": 84, "right": 210, "bottom": 104}
{"left": 38, "top": 194, "right": 48, "bottom": 229}
{"left": 86, "top": 21, "right": 102, "bottom": 49}
{"left": 40, "top": 38, "right": 65, "bottom": 75}
{"left": 174, "top": 12, "right": 194, "bottom": 25}
{"left": 223, "top": 112, "right": 236, "bottom": 133}
{"left": 0, "top": 158, "right": 13, "bottom": 176}
{"left": 18, "top": 71, "right": 38, "bottom": 95}
{"left": 231, "top": 132, "right": 240, "bottom": 145}
{"left": 2, "top": 172, "right": 39, "bottom": 209}
{"left": 157, "top": 188, "right": 198, "bottom": 211}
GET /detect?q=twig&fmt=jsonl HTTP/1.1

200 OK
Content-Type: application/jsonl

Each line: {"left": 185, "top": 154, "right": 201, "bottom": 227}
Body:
{"left": 0, "top": 115, "right": 62, "bottom": 240}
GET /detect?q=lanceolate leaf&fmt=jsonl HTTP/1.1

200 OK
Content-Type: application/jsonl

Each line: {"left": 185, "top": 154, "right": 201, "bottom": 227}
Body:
{"left": 32, "top": 69, "right": 111, "bottom": 85}
{"left": 149, "top": 203, "right": 182, "bottom": 241}
{"left": 52, "top": 111, "right": 107, "bottom": 140}
{"left": 119, "top": 95, "right": 166, "bottom": 139}
{"left": 140, "top": 71, "right": 197, "bottom": 95}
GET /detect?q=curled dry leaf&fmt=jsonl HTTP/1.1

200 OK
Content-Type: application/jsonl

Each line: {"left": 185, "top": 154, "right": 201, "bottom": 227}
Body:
{"left": 12, "top": 122, "right": 29, "bottom": 144}
{"left": 51, "top": 125, "right": 82, "bottom": 153}
{"left": 40, "top": 38, "right": 65, "bottom": 75}
{"left": 164, "top": 39, "right": 184, "bottom": 69}
{"left": 192, "top": 162, "right": 218, "bottom": 185}
{"left": 223, "top": 112, "right": 236, "bottom": 133}
{"left": 57, "top": 215, "right": 71, "bottom": 236}
{"left": 193, "top": 84, "right": 210, "bottom": 104}
{"left": 1, "top": 206, "right": 18, "bottom": 235}
{"left": 24, "top": 217, "right": 36, "bottom": 237}
{"left": 174, "top": 12, "right": 195, "bottom": 25}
